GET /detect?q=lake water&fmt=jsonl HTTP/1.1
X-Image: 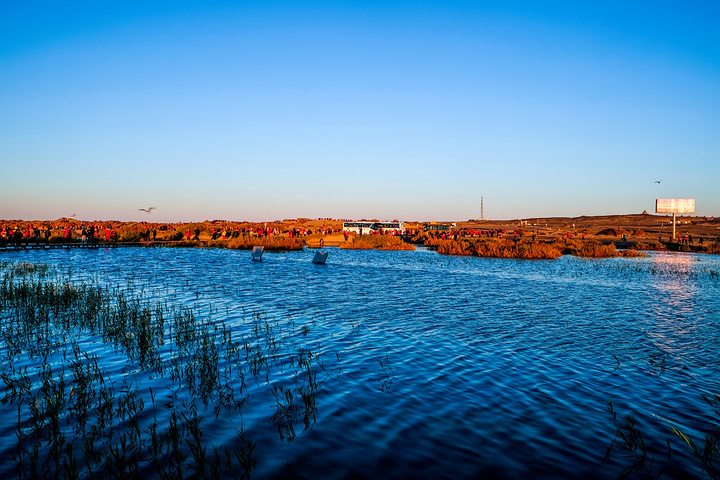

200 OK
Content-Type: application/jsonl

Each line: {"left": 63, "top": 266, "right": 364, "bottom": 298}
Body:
{"left": 2, "top": 246, "right": 720, "bottom": 479}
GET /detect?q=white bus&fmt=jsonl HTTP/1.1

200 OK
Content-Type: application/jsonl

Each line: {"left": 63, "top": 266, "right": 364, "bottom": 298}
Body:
{"left": 374, "top": 222, "right": 405, "bottom": 234}
{"left": 343, "top": 221, "right": 406, "bottom": 235}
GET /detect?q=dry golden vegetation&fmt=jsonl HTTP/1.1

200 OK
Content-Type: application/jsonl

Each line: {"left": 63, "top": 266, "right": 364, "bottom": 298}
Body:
{"left": 426, "top": 237, "right": 648, "bottom": 259}
{"left": 221, "top": 236, "right": 306, "bottom": 251}
{"left": 427, "top": 238, "right": 562, "bottom": 259}
{"left": 552, "top": 237, "right": 648, "bottom": 258}
{"left": 340, "top": 235, "right": 415, "bottom": 251}
{"left": 705, "top": 242, "right": 720, "bottom": 254}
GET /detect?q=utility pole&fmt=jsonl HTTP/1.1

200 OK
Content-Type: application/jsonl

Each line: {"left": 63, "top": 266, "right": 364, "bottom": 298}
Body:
{"left": 672, "top": 212, "right": 676, "bottom": 241}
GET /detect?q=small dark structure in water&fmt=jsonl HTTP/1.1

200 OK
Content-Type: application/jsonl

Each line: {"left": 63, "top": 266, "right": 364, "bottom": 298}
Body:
{"left": 312, "top": 251, "right": 328, "bottom": 264}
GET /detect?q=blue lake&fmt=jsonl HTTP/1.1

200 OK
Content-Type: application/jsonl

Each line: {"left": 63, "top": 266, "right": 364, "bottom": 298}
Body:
{"left": 1, "top": 246, "right": 720, "bottom": 479}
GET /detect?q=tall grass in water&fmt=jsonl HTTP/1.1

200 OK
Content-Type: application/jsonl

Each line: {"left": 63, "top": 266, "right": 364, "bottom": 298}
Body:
{"left": 340, "top": 235, "right": 415, "bottom": 251}
{"left": 605, "top": 395, "right": 720, "bottom": 478}
{"left": 0, "top": 261, "right": 341, "bottom": 479}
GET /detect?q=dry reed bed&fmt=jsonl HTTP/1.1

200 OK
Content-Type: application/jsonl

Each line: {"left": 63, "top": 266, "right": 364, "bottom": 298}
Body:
{"left": 426, "top": 237, "right": 649, "bottom": 259}
{"left": 217, "top": 235, "right": 306, "bottom": 251}
{"left": 165, "top": 235, "right": 307, "bottom": 251}
{"left": 340, "top": 235, "right": 415, "bottom": 251}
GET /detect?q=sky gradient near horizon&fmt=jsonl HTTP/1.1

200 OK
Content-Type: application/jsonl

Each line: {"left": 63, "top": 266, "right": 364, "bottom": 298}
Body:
{"left": 1, "top": 1, "right": 719, "bottom": 223}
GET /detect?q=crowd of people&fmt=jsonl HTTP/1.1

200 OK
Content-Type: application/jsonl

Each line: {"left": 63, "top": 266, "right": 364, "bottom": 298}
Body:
{"left": 0, "top": 222, "right": 342, "bottom": 247}
{"left": 675, "top": 234, "right": 718, "bottom": 244}
{"left": 0, "top": 224, "right": 51, "bottom": 245}
{"left": 0, "top": 222, "right": 120, "bottom": 247}
{"left": 203, "top": 225, "right": 344, "bottom": 241}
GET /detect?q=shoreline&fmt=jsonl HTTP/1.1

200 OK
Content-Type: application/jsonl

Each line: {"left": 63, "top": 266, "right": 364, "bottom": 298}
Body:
{"left": 2, "top": 213, "right": 719, "bottom": 258}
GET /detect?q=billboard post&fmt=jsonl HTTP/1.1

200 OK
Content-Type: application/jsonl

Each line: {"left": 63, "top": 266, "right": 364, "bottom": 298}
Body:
{"left": 656, "top": 199, "right": 695, "bottom": 241}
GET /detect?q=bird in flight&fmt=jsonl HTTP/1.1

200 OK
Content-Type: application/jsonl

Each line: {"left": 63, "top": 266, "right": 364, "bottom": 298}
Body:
{"left": 654, "top": 179, "right": 662, "bottom": 184}
{"left": 139, "top": 207, "right": 156, "bottom": 213}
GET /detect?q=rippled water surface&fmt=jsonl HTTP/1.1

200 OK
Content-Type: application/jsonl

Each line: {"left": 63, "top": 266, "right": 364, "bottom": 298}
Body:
{"left": 2, "top": 247, "right": 720, "bottom": 479}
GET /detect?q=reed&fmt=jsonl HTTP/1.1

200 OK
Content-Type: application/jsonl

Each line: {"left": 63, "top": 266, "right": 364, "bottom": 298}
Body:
{"left": 604, "top": 401, "right": 666, "bottom": 479}
{"left": 223, "top": 235, "right": 306, "bottom": 251}
{"left": 167, "top": 230, "right": 185, "bottom": 241}
{"left": 271, "top": 385, "right": 299, "bottom": 442}
{"left": 376, "top": 353, "right": 396, "bottom": 392}
{"left": 162, "top": 235, "right": 306, "bottom": 251}
{"left": 340, "top": 235, "right": 415, "bottom": 251}
{"left": 119, "top": 231, "right": 144, "bottom": 243}
{"left": 427, "top": 237, "right": 651, "bottom": 259}
{"left": 429, "top": 238, "right": 562, "bottom": 259}
{"left": 671, "top": 394, "right": 720, "bottom": 480}
{"left": 704, "top": 242, "right": 720, "bottom": 255}
{"left": 605, "top": 394, "right": 720, "bottom": 479}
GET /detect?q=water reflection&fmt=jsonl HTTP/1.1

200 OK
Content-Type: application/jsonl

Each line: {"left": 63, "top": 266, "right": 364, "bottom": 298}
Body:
{"left": 648, "top": 252, "right": 699, "bottom": 323}
{"left": 652, "top": 251, "right": 697, "bottom": 292}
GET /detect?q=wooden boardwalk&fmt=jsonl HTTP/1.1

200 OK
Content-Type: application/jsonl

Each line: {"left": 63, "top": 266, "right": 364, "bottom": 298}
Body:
{"left": 0, "top": 241, "right": 171, "bottom": 251}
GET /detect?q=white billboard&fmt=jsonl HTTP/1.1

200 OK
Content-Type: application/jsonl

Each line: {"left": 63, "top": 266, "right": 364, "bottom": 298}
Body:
{"left": 656, "top": 198, "right": 695, "bottom": 214}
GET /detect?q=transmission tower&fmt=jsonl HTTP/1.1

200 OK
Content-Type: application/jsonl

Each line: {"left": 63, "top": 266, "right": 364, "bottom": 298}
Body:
{"left": 481, "top": 197, "right": 484, "bottom": 221}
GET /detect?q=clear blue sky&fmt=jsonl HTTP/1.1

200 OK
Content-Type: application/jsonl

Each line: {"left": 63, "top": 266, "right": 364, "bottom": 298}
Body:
{"left": 1, "top": 1, "right": 718, "bottom": 222}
